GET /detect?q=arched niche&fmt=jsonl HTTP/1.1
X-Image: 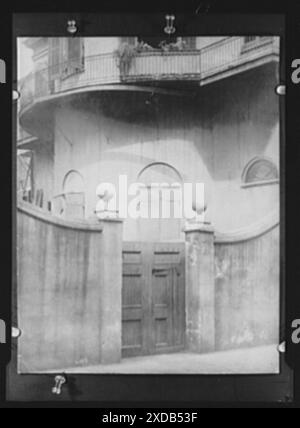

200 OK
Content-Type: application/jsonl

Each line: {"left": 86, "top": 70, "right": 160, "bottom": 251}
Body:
{"left": 137, "top": 162, "right": 183, "bottom": 185}
{"left": 63, "top": 170, "right": 85, "bottom": 193}
{"left": 53, "top": 170, "right": 85, "bottom": 219}
{"left": 241, "top": 157, "right": 279, "bottom": 188}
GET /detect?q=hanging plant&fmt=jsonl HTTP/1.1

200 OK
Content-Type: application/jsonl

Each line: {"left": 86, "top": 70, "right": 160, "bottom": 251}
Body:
{"left": 114, "top": 43, "right": 137, "bottom": 75}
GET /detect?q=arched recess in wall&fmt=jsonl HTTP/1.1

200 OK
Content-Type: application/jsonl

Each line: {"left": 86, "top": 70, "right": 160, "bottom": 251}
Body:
{"left": 137, "top": 162, "right": 184, "bottom": 242}
{"left": 61, "top": 170, "right": 85, "bottom": 219}
{"left": 241, "top": 156, "right": 279, "bottom": 188}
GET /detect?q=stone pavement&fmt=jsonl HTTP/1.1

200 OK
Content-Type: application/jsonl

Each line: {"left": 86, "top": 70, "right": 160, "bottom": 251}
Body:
{"left": 43, "top": 344, "right": 279, "bottom": 374}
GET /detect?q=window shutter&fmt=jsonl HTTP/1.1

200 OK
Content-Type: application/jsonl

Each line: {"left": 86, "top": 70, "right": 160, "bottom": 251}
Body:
{"left": 63, "top": 38, "right": 85, "bottom": 77}
{"left": 48, "top": 38, "right": 84, "bottom": 81}
{"left": 48, "top": 38, "right": 61, "bottom": 80}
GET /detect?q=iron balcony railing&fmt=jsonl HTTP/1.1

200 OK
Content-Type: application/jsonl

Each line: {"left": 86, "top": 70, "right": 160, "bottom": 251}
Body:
{"left": 19, "top": 36, "right": 279, "bottom": 113}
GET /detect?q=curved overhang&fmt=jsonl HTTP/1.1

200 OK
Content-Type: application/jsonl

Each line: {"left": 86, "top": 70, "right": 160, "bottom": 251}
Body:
{"left": 19, "top": 83, "right": 194, "bottom": 138}
{"left": 20, "top": 82, "right": 192, "bottom": 114}
{"left": 18, "top": 36, "right": 279, "bottom": 139}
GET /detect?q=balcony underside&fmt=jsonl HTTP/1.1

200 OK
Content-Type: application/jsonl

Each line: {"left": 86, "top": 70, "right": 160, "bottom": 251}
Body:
{"left": 19, "top": 58, "right": 279, "bottom": 141}
{"left": 19, "top": 84, "right": 198, "bottom": 139}
{"left": 19, "top": 37, "right": 280, "bottom": 135}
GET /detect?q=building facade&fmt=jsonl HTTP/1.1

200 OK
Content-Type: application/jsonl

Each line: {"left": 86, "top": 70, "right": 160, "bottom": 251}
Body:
{"left": 16, "top": 35, "right": 280, "bottom": 372}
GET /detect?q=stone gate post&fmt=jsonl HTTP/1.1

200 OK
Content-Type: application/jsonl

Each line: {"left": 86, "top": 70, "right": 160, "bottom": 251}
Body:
{"left": 184, "top": 222, "right": 215, "bottom": 353}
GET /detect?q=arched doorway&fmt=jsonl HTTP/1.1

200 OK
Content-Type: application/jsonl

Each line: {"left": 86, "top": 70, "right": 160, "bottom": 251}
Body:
{"left": 136, "top": 162, "right": 184, "bottom": 242}
{"left": 122, "top": 163, "right": 185, "bottom": 357}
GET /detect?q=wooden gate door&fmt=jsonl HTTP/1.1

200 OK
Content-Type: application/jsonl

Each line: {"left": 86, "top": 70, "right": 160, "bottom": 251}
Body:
{"left": 122, "top": 241, "right": 185, "bottom": 357}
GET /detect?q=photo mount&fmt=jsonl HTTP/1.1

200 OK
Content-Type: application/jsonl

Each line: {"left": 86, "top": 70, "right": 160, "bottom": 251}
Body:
{"left": 4, "top": 10, "right": 294, "bottom": 404}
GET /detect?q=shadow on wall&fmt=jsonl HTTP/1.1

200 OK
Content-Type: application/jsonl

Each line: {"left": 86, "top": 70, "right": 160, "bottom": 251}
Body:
{"left": 192, "top": 63, "right": 279, "bottom": 183}
{"left": 56, "top": 62, "right": 279, "bottom": 186}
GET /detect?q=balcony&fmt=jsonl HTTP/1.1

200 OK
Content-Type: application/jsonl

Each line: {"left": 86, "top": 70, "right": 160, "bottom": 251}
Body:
{"left": 19, "top": 36, "right": 279, "bottom": 117}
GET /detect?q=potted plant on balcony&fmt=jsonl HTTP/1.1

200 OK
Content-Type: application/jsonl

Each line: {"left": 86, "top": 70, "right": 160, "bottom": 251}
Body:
{"left": 114, "top": 43, "right": 137, "bottom": 76}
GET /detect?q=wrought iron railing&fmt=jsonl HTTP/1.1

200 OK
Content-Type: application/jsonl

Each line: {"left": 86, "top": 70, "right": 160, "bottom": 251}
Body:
{"left": 199, "top": 36, "right": 279, "bottom": 82}
{"left": 123, "top": 49, "right": 202, "bottom": 82}
{"left": 19, "top": 37, "right": 279, "bottom": 113}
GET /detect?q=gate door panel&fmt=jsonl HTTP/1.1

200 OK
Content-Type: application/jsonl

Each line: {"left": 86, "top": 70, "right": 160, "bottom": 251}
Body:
{"left": 122, "top": 242, "right": 185, "bottom": 357}
{"left": 122, "top": 243, "right": 145, "bottom": 357}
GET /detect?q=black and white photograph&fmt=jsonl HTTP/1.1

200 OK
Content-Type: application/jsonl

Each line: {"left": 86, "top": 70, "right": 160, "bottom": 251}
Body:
{"left": 15, "top": 31, "right": 281, "bottom": 377}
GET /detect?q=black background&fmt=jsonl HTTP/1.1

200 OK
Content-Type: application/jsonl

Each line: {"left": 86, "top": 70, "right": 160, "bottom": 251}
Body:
{"left": 0, "top": 0, "right": 300, "bottom": 410}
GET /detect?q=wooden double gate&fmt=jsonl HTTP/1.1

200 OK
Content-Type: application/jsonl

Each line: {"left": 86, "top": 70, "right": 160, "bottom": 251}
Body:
{"left": 122, "top": 242, "right": 185, "bottom": 357}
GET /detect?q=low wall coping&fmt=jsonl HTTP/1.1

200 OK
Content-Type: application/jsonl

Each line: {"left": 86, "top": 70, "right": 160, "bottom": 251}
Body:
{"left": 17, "top": 200, "right": 106, "bottom": 233}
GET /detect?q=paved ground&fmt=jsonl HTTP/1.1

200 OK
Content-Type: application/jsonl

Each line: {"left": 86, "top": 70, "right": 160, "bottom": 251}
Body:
{"left": 45, "top": 344, "right": 279, "bottom": 374}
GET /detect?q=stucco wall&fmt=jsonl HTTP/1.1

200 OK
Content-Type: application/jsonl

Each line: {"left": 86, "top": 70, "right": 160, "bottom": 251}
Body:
{"left": 50, "top": 63, "right": 279, "bottom": 240}
{"left": 17, "top": 201, "right": 123, "bottom": 372}
{"left": 214, "top": 225, "right": 280, "bottom": 351}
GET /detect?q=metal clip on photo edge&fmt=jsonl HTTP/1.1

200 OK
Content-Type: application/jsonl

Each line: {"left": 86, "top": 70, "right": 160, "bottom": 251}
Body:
{"left": 275, "top": 84, "right": 285, "bottom": 96}
{"left": 51, "top": 374, "right": 67, "bottom": 395}
{"left": 12, "top": 89, "right": 20, "bottom": 101}
{"left": 67, "top": 20, "right": 77, "bottom": 35}
{"left": 277, "top": 341, "right": 286, "bottom": 353}
{"left": 164, "top": 15, "right": 176, "bottom": 36}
